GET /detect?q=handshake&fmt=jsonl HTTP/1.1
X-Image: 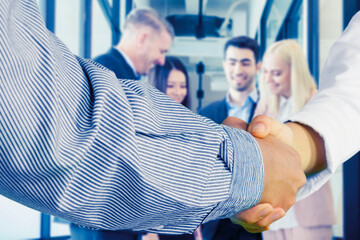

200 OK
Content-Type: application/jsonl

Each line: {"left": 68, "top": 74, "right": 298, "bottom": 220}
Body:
{"left": 222, "top": 115, "right": 326, "bottom": 233}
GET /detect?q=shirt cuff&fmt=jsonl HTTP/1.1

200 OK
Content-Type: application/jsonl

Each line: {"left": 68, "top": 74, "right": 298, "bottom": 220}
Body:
{"left": 204, "top": 125, "right": 264, "bottom": 222}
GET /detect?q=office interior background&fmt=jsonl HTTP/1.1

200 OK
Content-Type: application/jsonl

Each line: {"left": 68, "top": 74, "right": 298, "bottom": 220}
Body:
{"left": 0, "top": 0, "right": 359, "bottom": 239}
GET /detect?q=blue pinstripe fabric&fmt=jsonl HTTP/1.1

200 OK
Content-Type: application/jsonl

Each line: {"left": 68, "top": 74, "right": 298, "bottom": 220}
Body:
{"left": 0, "top": 0, "right": 264, "bottom": 234}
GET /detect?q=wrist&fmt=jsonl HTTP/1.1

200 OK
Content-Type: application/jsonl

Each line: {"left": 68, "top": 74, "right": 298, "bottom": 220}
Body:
{"left": 285, "top": 122, "right": 326, "bottom": 174}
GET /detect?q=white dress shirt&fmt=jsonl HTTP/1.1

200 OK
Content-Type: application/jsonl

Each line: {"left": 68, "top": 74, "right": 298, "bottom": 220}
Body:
{"left": 227, "top": 88, "right": 259, "bottom": 123}
{"left": 291, "top": 11, "right": 360, "bottom": 199}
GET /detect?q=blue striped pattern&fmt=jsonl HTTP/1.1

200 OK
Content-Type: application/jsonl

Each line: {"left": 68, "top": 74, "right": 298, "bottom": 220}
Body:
{"left": 0, "top": 0, "right": 264, "bottom": 234}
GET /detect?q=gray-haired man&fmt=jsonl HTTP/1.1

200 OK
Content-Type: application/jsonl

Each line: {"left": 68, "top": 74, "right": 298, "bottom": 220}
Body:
{"left": 93, "top": 8, "right": 174, "bottom": 80}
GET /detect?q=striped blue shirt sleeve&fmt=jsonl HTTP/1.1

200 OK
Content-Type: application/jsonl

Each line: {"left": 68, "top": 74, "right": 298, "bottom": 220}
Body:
{"left": 0, "top": 0, "right": 264, "bottom": 234}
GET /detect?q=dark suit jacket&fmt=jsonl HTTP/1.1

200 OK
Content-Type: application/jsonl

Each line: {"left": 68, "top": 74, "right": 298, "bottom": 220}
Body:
{"left": 198, "top": 98, "right": 228, "bottom": 124}
{"left": 199, "top": 96, "right": 257, "bottom": 125}
{"left": 93, "top": 48, "right": 137, "bottom": 80}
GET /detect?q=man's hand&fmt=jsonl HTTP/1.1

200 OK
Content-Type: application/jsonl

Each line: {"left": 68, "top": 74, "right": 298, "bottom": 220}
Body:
{"left": 224, "top": 117, "right": 305, "bottom": 208}
{"left": 222, "top": 117, "right": 306, "bottom": 232}
{"left": 223, "top": 117, "right": 284, "bottom": 232}
{"left": 255, "top": 134, "right": 305, "bottom": 209}
{"left": 248, "top": 115, "right": 326, "bottom": 174}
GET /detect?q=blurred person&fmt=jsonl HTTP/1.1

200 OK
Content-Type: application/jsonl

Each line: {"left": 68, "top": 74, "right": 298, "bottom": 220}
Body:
{"left": 148, "top": 56, "right": 190, "bottom": 108}
{"left": 144, "top": 56, "right": 201, "bottom": 240}
{"left": 198, "top": 36, "right": 262, "bottom": 240}
{"left": 254, "top": 39, "right": 336, "bottom": 240}
{"left": 199, "top": 36, "right": 260, "bottom": 124}
{"left": 93, "top": 7, "right": 174, "bottom": 80}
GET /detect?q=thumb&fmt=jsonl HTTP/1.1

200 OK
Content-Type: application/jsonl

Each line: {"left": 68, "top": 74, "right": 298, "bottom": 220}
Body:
{"left": 248, "top": 115, "right": 273, "bottom": 138}
{"left": 248, "top": 115, "right": 293, "bottom": 144}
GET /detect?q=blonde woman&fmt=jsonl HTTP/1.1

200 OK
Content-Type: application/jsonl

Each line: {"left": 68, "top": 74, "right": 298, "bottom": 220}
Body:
{"left": 256, "top": 39, "right": 336, "bottom": 240}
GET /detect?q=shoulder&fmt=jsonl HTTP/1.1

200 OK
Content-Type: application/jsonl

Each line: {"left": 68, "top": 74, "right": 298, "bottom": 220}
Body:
{"left": 93, "top": 50, "right": 135, "bottom": 79}
{"left": 93, "top": 49, "right": 120, "bottom": 64}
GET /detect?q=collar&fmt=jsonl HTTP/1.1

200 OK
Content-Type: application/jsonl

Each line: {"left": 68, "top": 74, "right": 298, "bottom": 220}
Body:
{"left": 114, "top": 47, "right": 138, "bottom": 77}
{"left": 226, "top": 87, "right": 259, "bottom": 106}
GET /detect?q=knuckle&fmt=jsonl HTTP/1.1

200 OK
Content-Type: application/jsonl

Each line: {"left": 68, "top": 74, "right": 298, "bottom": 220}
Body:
{"left": 258, "top": 222, "right": 269, "bottom": 228}
{"left": 239, "top": 215, "right": 254, "bottom": 224}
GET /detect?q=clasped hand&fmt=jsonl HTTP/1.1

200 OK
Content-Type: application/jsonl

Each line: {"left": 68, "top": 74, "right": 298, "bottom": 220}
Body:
{"left": 222, "top": 116, "right": 306, "bottom": 233}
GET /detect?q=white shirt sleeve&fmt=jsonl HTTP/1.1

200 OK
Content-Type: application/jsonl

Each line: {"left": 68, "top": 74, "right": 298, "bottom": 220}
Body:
{"left": 290, "top": 11, "right": 360, "bottom": 198}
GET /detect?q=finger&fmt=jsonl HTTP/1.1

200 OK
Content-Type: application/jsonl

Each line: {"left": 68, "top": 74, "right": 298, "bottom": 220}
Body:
{"left": 242, "top": 226, "right": 269, "bottom": 233}
{"left": 248, "top": 115, "right": 293, "bottom": 144}
{"left": 231, "top": 220, "right": 269, "bottom": 233}
{"left": 222, "top": 116, "right": 249, "bottom": 130}
{"left": 248, "top": 115, "right": 277, "bottom": 137}
{"left": 234, "top": 206, "right": 285, "bottom": 229}
{"left": 232, "top": 203, "right": 274, "bottom": 224}
{"left": 254, "top": 207, "right": 286, "bottom": 228}
{"left": 233, "top": 207, "right": 285, "bottom": 233}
